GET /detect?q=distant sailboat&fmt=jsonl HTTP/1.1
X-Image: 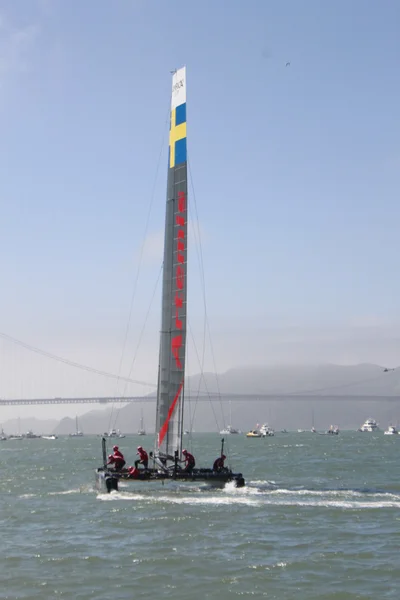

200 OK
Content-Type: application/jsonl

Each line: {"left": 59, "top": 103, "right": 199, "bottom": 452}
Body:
{"left": 69, "top": 416, "right": 83, "bottom": 437}
{"left": 220, "top": 400, "right": 239, "bottom": 434}
{"left": 9, "top": 416, "right": 23, "bottom": 440}
{"left": 137, "top": 408, "right": 146, "bottom": 436}
{"left": 96, "top": 67, "right": 245, "bottom": 492}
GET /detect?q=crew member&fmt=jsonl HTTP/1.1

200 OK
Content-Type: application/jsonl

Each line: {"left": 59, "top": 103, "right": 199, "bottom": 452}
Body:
{"left": 135, "top": 446, "right": 148, "bottom": 469}
{"left": 213, "top": 454, "right": 226, "bottom": 472}
{"left": 182, "top": 449, "right": 195, "bottom": 473}
{"left": 128, "top": 465, "right": 140, "bottom": 479}
{"left": 110, "top": 445, "right": 126, "bottom": 470}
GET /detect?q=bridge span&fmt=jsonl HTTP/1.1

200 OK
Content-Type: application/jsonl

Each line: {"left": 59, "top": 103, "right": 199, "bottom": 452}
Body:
{"left": 0, "top": 394, "right": 398, "bottom": 406}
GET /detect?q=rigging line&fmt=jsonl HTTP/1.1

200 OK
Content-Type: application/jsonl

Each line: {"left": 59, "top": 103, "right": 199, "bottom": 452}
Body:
{"left": 115, "top": 107, "right": 170, "bottom": 393}
{"left": 187, "top": 156, "right": 208, "bottom": 412}
{"left": 0, "top": 331, "right": 156, "bottom": 387}
{"left": 188, "top": 158, "right": 225, "bottom": 427}
{"left": 187, "top": 320, "right": 221, "bottom": 433}
{"left": 111, "top": 264, "right": 163, "bottom": 430}
{"left": 109, "top": 108, "right": 169, "bottom": 430}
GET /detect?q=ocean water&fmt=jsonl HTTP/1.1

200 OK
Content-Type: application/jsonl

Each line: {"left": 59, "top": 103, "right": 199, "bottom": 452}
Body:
{"left": 1, "top": 431, "right": 399, "bottom": 599}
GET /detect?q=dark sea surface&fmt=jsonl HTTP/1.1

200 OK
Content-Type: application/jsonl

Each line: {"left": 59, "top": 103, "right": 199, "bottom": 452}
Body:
{"left": 1, "top": 431, "right": 399, "bottom": 599}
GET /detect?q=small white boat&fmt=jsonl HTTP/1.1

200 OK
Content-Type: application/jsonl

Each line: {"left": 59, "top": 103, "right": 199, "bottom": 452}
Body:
{"left": 106, "top": 429, "right": 125, "bottom": 438}
{"left": 358, "top": 418, "right": 378, "bottom": 432}
{"left": 42, "top": 435, "right": 58, "bottom": 440}
{"left": 220, "top": 425, "right": 240, "bottom": 435}
{"left": 260, "top": 423, "right": 274, "bottom": 437}
{"left": 384, "top": 425, "right": 399, "bottom": 435}
{"left": 183, "top": 429, "right": 190, "bottom": 435}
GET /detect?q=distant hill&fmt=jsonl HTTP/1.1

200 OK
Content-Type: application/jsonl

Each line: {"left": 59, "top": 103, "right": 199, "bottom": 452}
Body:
{"left": 187, "top": 363, "right": 400, "bottom": 396}
{"left": 2, "top": 363, "right": 400, "bottom": 434}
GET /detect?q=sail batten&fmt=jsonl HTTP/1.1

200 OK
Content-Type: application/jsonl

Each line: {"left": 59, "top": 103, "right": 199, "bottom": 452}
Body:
{"left": 156, "top": 67, "right": 188, "bottom": 460}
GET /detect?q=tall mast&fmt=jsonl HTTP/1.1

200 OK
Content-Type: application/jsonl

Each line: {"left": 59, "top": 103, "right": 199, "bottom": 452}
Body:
{"left": 155, "top": 67, "right": 188, "bottom": 460}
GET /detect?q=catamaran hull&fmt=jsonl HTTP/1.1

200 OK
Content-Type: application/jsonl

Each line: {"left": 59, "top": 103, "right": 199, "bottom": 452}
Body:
{"left": 95, "top": 468, "right": 245, "bottom": 493}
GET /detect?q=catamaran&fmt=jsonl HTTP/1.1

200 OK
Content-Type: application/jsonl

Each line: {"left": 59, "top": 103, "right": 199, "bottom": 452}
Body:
{"left": 96, "top": 68, "right": 245, "bottom": 493}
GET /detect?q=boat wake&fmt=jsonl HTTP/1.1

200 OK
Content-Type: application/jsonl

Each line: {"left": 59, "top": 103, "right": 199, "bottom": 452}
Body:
{"left": 96, "top": 480, "right": 400, "bottom": 509}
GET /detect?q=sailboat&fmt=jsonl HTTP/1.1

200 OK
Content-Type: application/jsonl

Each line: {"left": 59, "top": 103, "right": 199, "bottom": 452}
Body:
{"left": 220, "top": 399, "right": 240, "bottom": 434}
{"left": 137, "top": 408, "right": 146, "bottom": 436}
{"left": 69, "top": 415, "right": 83, "bottom": 437}
{"left": 96, "top": 67, "right": 245, "bottom": 492}
{"left": 8, "top": 416, "right": 23, "bottom": 440}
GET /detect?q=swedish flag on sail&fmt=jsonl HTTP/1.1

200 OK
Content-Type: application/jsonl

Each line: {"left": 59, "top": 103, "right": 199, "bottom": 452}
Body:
{"left": 169, "top": 67, "right": 187, "bottom": 169}
{"left": 169, "top": 104, "right": 187, "bottom": 168}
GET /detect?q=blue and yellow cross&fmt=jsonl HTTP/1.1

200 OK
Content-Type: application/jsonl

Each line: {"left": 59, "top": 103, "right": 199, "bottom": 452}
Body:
{"left": 169, "top": 102, "right": 187, "bottom": 168}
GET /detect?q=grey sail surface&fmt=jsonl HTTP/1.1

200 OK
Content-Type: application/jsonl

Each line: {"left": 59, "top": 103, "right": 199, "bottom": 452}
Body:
{"left": 155, "top": 67, "right": 188, "bottom": 460}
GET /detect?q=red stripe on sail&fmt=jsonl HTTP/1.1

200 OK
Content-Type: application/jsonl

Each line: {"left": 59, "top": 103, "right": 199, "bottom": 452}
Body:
{"left": 158, "top": 381, "right": 184, "bottom": 448}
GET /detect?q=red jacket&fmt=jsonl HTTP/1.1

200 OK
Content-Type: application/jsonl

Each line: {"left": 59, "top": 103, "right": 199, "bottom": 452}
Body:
{"left": 128, "top": 466, "right": 140, "bottom": 478}
{"left": 213, "top": 457, "right": 225, "bottom": 470}
{"left": 184, "top": 452, "right": 195, "bottom": 467}
{"left": 137, "top": 449, "right": 148, "bottom": 462}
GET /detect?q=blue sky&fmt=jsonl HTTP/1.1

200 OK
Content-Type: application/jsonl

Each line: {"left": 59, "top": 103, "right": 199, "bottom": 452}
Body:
{"left": 0, "top": 0, "right": 400, "bottom": 414}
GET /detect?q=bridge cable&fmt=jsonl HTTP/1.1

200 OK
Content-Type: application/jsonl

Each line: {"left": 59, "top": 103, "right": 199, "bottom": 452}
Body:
{"left": 0, "top": 331, "right": 156, "bottom": 388}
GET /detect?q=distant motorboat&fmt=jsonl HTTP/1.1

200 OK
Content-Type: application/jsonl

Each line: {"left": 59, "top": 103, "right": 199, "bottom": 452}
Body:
{"left": 384, "top": 425, "right": 399, "bottom": 435}
{"left": 183, "top": 429, "right": 190, "bottom": 435}
{"left": 358, "top": 418, "right": 378, "bottom": 432}
{"left": 24, "top": 430, "right": 41, "bottom": 439}
{"left": 246, "top": 429, "right": 262, "bottom": 438}
{"left": 105, "top": 429, "right": 125, "bottom": 438}
{"left": 42, "top": 435, "right": 58, "bottom": 440}
{"left": 327, "top": 425, "right": 339, "bottom": 435}
{"left": 8, "top": 435, "right": 23, "bottom": 440}
{"left": 220, "top": 425, "right": 240, "bottom": 435}
{"left": 260, "top": 423, "right": 274, "bottom": 437}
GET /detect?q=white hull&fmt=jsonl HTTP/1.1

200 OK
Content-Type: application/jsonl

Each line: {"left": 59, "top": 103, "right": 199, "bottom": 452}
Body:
{"left": 220, "top": 426, "right": 240, "bottom": 435}
{"left": 359, "top": 419, "right": 378, "bottom": 432}
{"left": 260, "top": 424, "right": 274, "bottom": 437}
{"left": 384, "top": 426, "right": 399, "bottom": 435}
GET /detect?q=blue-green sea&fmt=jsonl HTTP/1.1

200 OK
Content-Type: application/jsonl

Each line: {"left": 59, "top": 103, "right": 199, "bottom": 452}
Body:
{"left": 1, "top": 431, "right": 399, "bottom": 599}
